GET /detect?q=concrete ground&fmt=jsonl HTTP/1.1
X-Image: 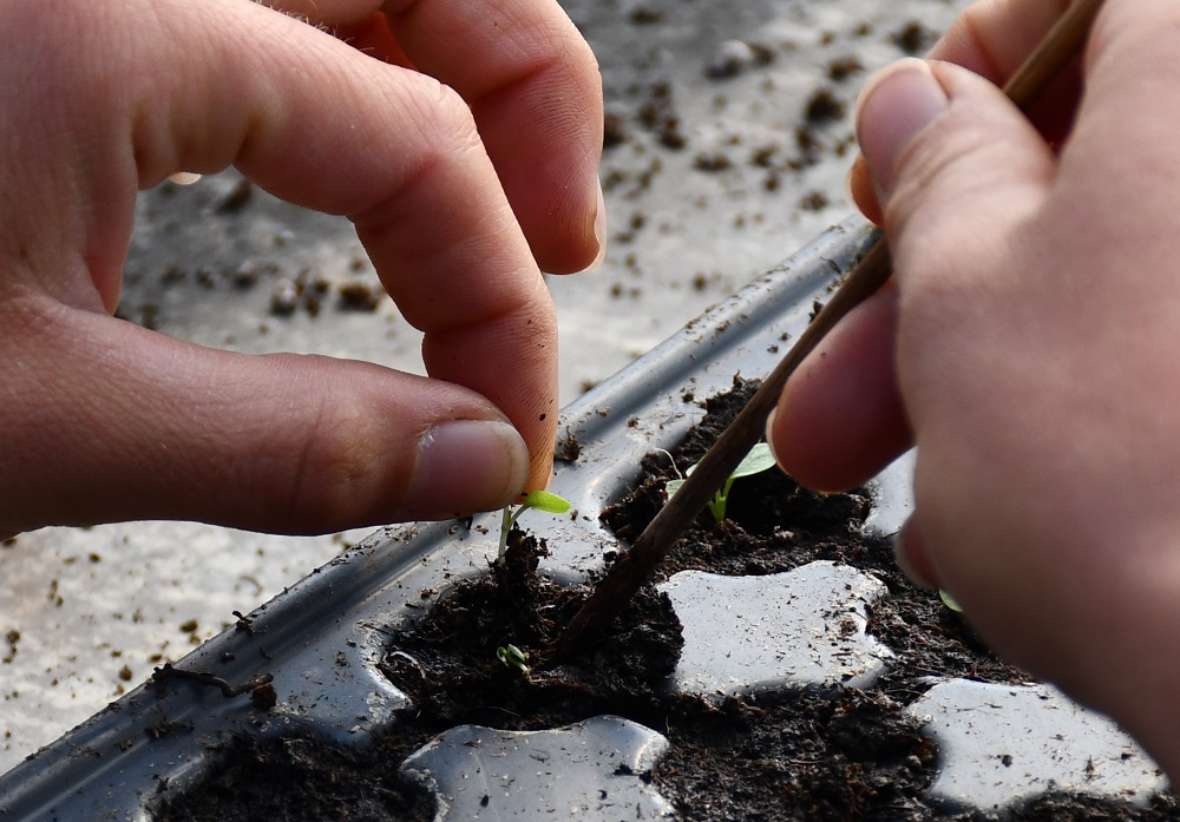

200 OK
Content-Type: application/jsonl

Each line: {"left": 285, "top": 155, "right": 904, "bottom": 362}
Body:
{"left": 0, "top": 0, "right": 965, "bottom": 772}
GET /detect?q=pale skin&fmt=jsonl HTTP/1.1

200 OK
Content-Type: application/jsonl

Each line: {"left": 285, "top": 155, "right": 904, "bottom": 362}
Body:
{"left": 7, "top": 0, "right": 1180, "bottom": 788}
{"left": 769, "top": 0, "right": 1180, "bottom": 780}
{"left": 0, "top": 0, "right": 603, "bottom": 535}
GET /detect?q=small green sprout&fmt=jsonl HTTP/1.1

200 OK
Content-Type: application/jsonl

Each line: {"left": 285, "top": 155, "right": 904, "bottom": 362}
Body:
{"left": 939, "top": 590, "right": 964, "bottom": 613}
{"left": 664, "top": 442, "right": 777, "bottom": 523}
{"left": 495, "top": 643, "right": 530, "bottom": 675}
{"left": 497, "top": 489, "right": 572, "bottom": 560}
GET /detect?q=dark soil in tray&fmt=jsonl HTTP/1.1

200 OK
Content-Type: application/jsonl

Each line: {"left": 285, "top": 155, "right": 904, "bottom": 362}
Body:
{"left": 600, "top": 378, "right": 1028, "bottom": 702}
{"left": 156, "top": 380, "right": 1180, "bottom": 821}
{"left": 154, "top": 530, "right": 683, "bottom": 822}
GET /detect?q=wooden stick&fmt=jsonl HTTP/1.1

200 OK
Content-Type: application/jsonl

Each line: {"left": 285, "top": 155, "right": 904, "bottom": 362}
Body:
{"left": 555, "top": 0, "right": 1106, "bottom": 658}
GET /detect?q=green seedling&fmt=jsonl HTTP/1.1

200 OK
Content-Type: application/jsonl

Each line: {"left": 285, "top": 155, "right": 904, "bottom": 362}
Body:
{"left": 939, "top": 590, "right": 964, "bottom": 613}
{"left": 664, "top": 442, "right": 777, "bottom": 523}
{"left": 497, "top": 489, "right": 572, "bottom": 560}
{"left": 496, "top": 643, "right": 530, "bottom": 675}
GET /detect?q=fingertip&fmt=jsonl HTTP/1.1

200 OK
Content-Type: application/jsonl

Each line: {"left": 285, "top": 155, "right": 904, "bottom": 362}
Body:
{"left": 767, "top": 287, "right": 912, "bottom": 493}
{"left": 848, "top": 154, "right": 884, "bottom": 226}
{"left": 588, "top": 178, "right": 607, "bottom": 271}
{"left": 524, "top": 424, "right": 557, "bottom": 493}
{"left": 765, "top": 406, "right": 783, "bottom": 468}
{"left": 766, "top": 402, "right": 858, "bottom": 494}
{"left": 525, "top": 463, "right": 554, "bottom": 494}
{"left": 766, "top": 382, "right": 853, "bottom": 493}
{"left": 893, "top": 516, "right": 939, "bottom": 590}
{"left": 529, "top": 177, "right": 604, "bottom": 274}
{"left": 767, "top": 384, "right": 864, "bottom": 493}
{"left": 854, "top": 58, "right": 950, "bottom": 201}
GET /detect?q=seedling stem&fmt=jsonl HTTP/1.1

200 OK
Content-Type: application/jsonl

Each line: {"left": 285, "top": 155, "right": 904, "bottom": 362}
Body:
{"left": 497, "top": 490, "right": 572, "bottom": 560}
{"left": 665, "top": 442, "right": 777, "bottom": 523}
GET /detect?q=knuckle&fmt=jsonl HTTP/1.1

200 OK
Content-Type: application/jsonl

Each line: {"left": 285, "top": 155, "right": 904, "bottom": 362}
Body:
{"left": 352, "top": 73, "right": 485, "bottom": 228}
{"left": 520, "top": 13, "right": 599, "bottom": 88}
{"left": 890, "top": 114, "right": 989, "bottom": 208}
{"left": 387, "top": 75, "right": 483, "bottom": 188}
{"left": 886, "top": 111, "right": 1034, "bottom": 241}
{"left": 414, "top": 75, "right": 481, "bottom": 153}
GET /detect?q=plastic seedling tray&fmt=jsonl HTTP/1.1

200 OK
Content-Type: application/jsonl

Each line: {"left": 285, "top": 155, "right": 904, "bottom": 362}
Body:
{"left": 0, "top": 218, "right": 1164, "bottom": 820}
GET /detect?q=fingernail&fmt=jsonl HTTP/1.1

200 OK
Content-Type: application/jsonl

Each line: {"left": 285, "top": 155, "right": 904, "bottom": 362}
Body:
{"left": 408, "top": 421, "right": 529, "bottom": 516}
{"left": 764, "top": 407, "right": 784, "bottom": 468}
{"left": 854, "top": 58, "right": 948, "bottom": 200}
{"left": 168, "top": 172, "right": 203, "bottom": 186}
{"left": 892, "top": 529, "right": 936, "bottom": 590}
{"left": 588, "top": 179, "right": 607, "bottom": 271}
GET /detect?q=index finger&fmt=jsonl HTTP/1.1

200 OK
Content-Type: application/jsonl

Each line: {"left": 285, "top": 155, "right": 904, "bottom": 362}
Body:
{"left": 26, "top": 0, "right": 559, "bottom": 488}
{"left": 268, "top": 0, "right": 605, "bottom": 274}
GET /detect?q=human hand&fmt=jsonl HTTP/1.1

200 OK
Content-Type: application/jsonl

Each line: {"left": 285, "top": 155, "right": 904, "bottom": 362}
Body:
{"left": 0, "top": 0, "right": 602, "bottom": 536}
{"left": 768, "top": 0, "right": 1180, "bottom": 775}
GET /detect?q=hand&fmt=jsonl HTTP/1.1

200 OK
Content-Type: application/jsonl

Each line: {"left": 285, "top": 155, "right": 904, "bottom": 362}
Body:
{"left": 768, "top": 0, "right": 1180, "bottom": 776}
{"left": 0, "top": 0, "right": 602, "bottom": 536}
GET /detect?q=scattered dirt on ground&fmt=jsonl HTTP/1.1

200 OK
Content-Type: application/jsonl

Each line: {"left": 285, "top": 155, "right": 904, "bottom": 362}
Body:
{"left": 828, "top": 55, "right": 864, "bottom": 82}
{"left": 2, "top": 631, "right": 19, "bottom": 664}
{"left": 215, "top": 179, "right": 253, "bottom": 214}
{"left": 637, "top": 81, "right": 687, "bottom": 151}
{"left": 804, "top": 88, "right": 847, "bottom": 125}
{"left": 337, "top": 281, "right": 381, "bottom": 312}
{"left": 892, "top": 20, "right": 935, "bottom": 55}
{"left": 800, "top": 190, "right": 830, "bottom": 211}
{"left": 693, "top": 152, "right": 733, "bottom": 173}
{"left": 603, "top": 111, "right": 627, "bottom": 149}
{"left": 629, "top": 6, "right": 663, "bottom": 25}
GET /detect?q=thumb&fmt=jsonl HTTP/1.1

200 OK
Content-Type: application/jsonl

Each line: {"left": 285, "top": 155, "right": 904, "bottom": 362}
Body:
{"left": 0, "top": 303, "right": 530, "bottom": 537}
{"left": 856, "top": 58, "right": 1055, "bottom": 251}
{"left": 766, "top": 60, "right": 1057, "bottom": 493}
